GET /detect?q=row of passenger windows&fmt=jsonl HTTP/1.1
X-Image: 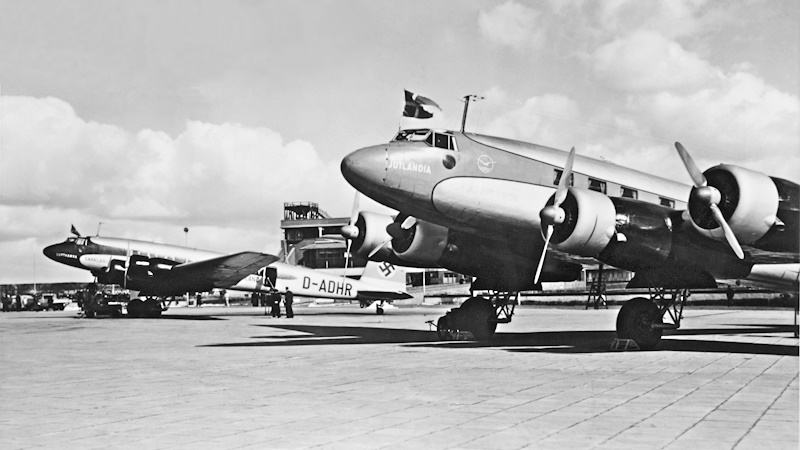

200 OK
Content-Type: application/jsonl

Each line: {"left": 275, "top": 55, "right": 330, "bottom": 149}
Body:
{"left": 552, "top": 169, "right": 675, "bottom": 208}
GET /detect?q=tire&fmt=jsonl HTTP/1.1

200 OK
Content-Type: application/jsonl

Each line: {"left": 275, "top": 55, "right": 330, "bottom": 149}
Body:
{"left": 436, "top": 315, "right": 450, "bottom": 340}
{"left": 461, "top": 297, "right": 497, "bottom": 341}
{"left": 617, "top": 297, "right": 663, "bottom": 350}
{"left": 376, "top": 306, "right": 384, "bottom": 315}
{"left": 127, "top": 299, "right": 144, "bottom": 318}
{"left": 144, "top": 299, "right": 162, "bottom": 318}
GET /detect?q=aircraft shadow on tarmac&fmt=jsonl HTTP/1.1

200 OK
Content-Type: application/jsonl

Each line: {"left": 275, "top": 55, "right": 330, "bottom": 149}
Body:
{"left": 201, "top": 323, "right": 798, "bottom": 356}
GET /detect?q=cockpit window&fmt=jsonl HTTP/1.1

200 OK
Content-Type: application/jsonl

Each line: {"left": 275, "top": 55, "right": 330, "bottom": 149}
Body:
{"left": 392, "top": 129, "right": 457, "bottom": 151}
{"left": 393, "top": 129, "right": 431, "bottom": 142}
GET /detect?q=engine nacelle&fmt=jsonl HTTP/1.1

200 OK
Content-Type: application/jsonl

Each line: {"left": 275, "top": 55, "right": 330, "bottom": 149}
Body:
{"left": 390, "top": 218, "right": 449, "bottom": 264}
{"left": 548, "top": 188, "right": 617, "bottom": 257}
{"left": 689, "top": 164, "right": 780, "bottom": 244}
{"left": 350, "top": 211, "right": 395, "bottom": 260}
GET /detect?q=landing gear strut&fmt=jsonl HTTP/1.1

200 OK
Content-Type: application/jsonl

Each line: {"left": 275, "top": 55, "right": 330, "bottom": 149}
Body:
{"left": 435, "top": 291, "right": 517, "bottom": 341}
{"left": 616, "top": 288, "right": 689, "bottom": 350}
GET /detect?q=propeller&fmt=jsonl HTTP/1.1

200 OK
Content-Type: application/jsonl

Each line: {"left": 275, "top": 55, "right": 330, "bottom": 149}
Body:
{"left": 368, "top": 215, "right": 417, "bottom": 258}
{"left": 341, "top": 192, "right": 361, "bottom": 273}
{"left": 534, "top": 147, "right": 575, "bottom": 285}
{"left": 675, "top": 142, "right": 744, "bottom": 259}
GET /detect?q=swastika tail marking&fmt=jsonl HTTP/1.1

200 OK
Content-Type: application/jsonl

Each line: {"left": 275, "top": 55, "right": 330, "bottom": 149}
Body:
{"left": 379, "top": 262, "right": 395, "bottom": 277}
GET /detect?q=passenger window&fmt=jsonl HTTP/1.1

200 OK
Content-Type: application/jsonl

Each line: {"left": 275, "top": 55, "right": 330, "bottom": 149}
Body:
{"left": 621, "top": 187, "right": 638, "bottom": 199}
{"left": 553, "top": 169, "right": 574, "bottom": 186}
{"left": 588, "top": 178, "right": 606, "bottom": 194}
{"left": 660, "top": 197, "right": 675, "bottom": 208}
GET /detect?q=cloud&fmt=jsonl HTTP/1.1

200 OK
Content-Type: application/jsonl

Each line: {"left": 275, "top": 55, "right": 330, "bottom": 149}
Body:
{"left": 480, "top": 93, "right": 582, "bottom": 147}
{"left": 478, "top": 1, "right": 545, "bottom": 49}
{"left": 592, "top": 30, "right": 720, "bottom": 92}
{"left": 0, "top": 95, "right": 352, "bottom": 282}
{"left": 632, "top": 70, "right": 800, "bottom": 176}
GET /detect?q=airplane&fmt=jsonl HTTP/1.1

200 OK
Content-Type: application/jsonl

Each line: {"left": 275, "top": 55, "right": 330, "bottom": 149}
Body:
{"left": 43, "top": 231, "right": 411, "bottom": 318}
{"left": 339, "top": 127, "right": 799, "bottom": 349}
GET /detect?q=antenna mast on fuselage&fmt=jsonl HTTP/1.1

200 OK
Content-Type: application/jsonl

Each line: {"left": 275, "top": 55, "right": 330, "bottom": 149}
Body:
{"left": 460, "top": 94, "right": 483, "bottom": 133}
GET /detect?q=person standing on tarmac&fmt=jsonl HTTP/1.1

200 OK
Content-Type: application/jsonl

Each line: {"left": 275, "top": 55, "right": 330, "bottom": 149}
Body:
{"left": 270, "top": 289, "right": 282, "bottom": 318}
{"left": 284, "top": 288, "right": 294, "bottom": 318}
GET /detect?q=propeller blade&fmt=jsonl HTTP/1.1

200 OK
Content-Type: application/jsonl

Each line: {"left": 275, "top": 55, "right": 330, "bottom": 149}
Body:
{"left": 400, "top": 216, "right": 417, "bottom": 230}
{"left": 368, "top": 237, "right": 392, "bottom": 258}
{"left": 675, "top": 142, "right": 707, "bottom": 188}
{"left": 709, "top": 204, "right": 744, "bottom": 259}
{"left": 534, "top": 225, "right": 553, "bottom": 285}
{"left": 349, "top": 192, "right": 360, "bottom": 225}
{"left": 554, "top": 147, "right": 575, "bottom": 207}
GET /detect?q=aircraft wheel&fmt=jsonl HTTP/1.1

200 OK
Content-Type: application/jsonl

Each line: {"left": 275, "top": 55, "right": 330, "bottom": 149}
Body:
{"left": 84, "top": 308, "right": 96, "bottom": 318}
{"left": 617, "top": 297, "right": 663, "bottom": 350}
{"left": 376, "top": 306, "right": 384, "bottom": 315}
{"left": 144, "top": 299, "right": 162, "bottom": 318}
{"left": 436, "top": 315, "right": 450, "bottom": 340}
{"left": 461, "top": 297, "right": 496, "bottom": 341}
{"left": 127, "top": 299, "right": 144, "bottom": 318}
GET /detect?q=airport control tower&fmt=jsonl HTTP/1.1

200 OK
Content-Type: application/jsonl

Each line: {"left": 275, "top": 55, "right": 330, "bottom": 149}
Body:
{"left": 280, "top": 202, "right": 367, "bottom": 271}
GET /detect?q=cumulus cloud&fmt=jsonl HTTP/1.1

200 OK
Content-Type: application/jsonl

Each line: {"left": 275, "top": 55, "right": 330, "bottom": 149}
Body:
{"left": 592, "top": 30, "right": 720, "bottom": 92}
{"left": 480, "top": 93, "right": 582, "bottom": 147}
{"left": 478, "top": 1, "right": 545, "bottom": 49}
{"left": 0, "top": 95, "right": 351, "bottom": 282}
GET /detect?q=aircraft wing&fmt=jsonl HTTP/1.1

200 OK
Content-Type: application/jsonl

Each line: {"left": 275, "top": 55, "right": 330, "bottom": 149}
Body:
{"left": 133, "top": 251, "right": 280, "bottom": 296}
{"left": 169, "top": 252, "right": 279, "bottom": 289}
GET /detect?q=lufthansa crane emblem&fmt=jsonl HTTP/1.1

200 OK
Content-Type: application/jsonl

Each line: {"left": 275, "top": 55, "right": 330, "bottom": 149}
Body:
{"left": 477, "top": 155, "right": 495, "bottom": 174}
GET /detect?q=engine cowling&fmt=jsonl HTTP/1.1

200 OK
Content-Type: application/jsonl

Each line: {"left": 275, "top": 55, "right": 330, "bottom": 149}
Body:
{"left": 688, "top": 164, "right": 780, "bottom": 244}
{"left": 547, "top": 188, "right": 617, "bottom": 257}
{"left": 390, "top": 218, "right": 449, "bottom": 264}
{"left": 349, "top": 211, "right": 395, "bottom": 260}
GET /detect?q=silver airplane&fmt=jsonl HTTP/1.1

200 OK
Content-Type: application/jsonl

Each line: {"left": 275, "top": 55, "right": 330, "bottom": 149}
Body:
{"left": 43, "top": 232, "right": 410, "bottom": 317}
{"left": 339, "top": 128, "right": 799, "bottom": 349}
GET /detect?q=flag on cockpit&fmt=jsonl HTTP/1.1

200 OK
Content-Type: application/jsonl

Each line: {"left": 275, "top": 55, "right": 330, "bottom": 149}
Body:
{"left": 403, "top": 90, "right": 441, "bottom": 119}
{"left": 70, "top": 224, "right": 81, "bottom": 237}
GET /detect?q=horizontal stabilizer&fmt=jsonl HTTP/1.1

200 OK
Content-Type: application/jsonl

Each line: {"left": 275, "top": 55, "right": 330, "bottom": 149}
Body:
{"left": 356, "top": 290, "right": 413, "bottom": 301}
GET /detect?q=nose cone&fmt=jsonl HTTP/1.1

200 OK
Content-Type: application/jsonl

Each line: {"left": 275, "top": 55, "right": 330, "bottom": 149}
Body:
{"left": 43, "top": 241, "right": 80, "bottom": 268}
{"left": 341, "top": 145, "right": 386, "bottom": 192}
{"left": 43, "top": 243, "right": 60, "bottom": 261}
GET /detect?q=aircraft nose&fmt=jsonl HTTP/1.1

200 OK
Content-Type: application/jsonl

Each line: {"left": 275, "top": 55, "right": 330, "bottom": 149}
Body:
{"left": 43, "top": 243, "right": 60, "bottom": 261}
{"left": 341, "top": 145, "right": 386, "bottom": 191}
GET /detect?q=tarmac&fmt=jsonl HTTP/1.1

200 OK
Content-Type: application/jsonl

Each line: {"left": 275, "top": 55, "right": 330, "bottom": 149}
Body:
{"left": 1, "top": 304, "right": 797, "bottom": 449}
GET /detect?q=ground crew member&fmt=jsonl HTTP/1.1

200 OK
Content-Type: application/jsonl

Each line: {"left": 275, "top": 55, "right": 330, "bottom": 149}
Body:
{"left": 285, "top": 288, "right": 294, "bottom": 318}
{"left": 2, "top": 295, "right": 10, "bottom": 312}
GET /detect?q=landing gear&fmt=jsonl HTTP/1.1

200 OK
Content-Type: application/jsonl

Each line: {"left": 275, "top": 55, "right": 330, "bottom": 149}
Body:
{"left": 127, "top": 299, "right": 145, "bottom": 318}
{"left": 617, "top": 298, "right": 662, "bottom": 350}
{"left": 376, "top": 300, "right": 385, "bottom": 315}
{"left": 435, "top": 292, "right": 516, "bottom": 341}
{"left": 615, "top": 289, "right": 689, "bottom": 350}
{"left": 143, "top": 299, "right": 162, "bottom": 318}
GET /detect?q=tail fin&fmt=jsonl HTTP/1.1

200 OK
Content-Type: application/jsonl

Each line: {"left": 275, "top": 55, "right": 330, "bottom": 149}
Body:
{"left": 361, "top": 261, "right": 406, "bottom": 291}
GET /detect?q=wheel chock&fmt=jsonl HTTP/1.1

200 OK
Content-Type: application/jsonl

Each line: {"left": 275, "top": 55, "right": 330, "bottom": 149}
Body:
{"left": 610, "top": 338, "right": 640, "bottom": 351}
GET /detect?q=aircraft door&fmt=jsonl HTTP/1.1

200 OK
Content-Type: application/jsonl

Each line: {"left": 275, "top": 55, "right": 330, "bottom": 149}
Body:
{"left": 264, "top": 267, "right": 277, "bottom": 289}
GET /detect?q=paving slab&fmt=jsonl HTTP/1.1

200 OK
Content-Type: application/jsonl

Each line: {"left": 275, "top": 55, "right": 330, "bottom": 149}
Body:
{"left": 1, "top": 304, "right": 797, "bottom": 449}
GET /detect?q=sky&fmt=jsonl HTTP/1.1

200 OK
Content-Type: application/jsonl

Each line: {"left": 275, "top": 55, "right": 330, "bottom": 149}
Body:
{"left": 0, "top": 0, "right": 798, "bottom": 284}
